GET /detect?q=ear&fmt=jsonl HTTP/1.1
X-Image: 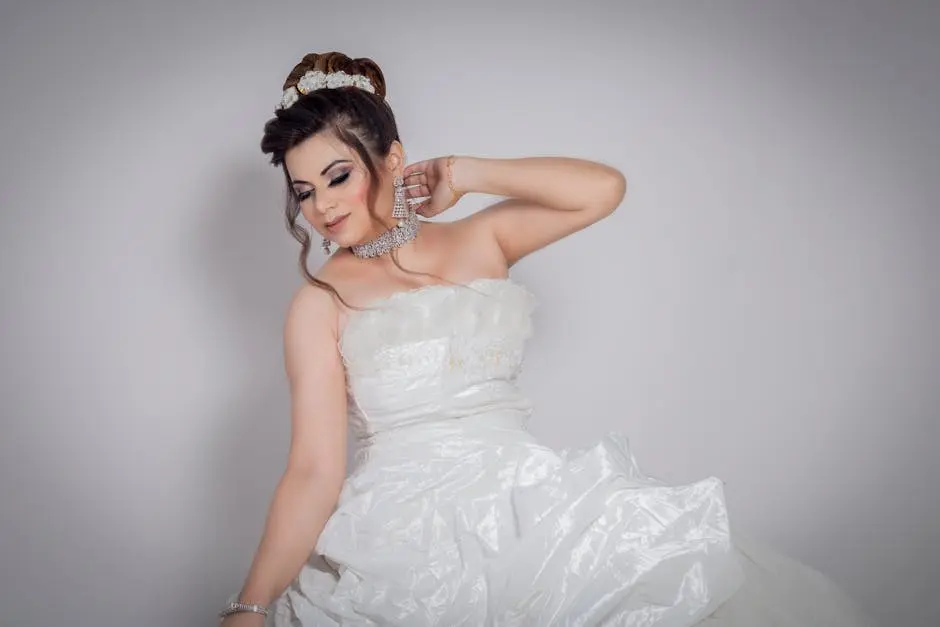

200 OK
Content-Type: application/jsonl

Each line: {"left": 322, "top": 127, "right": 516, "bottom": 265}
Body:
{"left": 385, "top": 141, "right": 405, "bottom": 175}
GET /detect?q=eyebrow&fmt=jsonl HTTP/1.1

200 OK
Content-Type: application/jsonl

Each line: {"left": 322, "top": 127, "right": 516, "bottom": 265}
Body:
{"left": 291, "top": 159, "right": 352, "bottom": 186}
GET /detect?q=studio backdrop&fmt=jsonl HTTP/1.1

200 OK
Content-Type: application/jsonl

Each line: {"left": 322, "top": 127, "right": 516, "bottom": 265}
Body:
{"left": 1, "top": 2, "right": 937, "bottom": 627}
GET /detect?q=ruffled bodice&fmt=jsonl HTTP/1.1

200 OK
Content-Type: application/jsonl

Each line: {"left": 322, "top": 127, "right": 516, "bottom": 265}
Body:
{"left": 338, "top": 278, "right": 538, "bottom": 457}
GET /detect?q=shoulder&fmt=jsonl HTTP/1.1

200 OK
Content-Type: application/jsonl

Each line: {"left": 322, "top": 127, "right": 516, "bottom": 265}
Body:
{"left": 284, "top": 281, "right": 339, "bottom": 346}
{"left": 452, "top": 199, "right": 537, "bottom": 266}
{"left": 437, "top": 213, "right": 510, "bottom": 273}
{"left": 284, "top": 254, "right": 357, "bottom": 347}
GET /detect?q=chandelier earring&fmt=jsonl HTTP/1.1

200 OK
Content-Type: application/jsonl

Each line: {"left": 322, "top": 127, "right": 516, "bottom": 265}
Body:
{"left": 349, "top": 174, "right": 420, "bottom": 258}
{"left": 322, "top": 237, "right": 332, "bottom": 255}
{"left": 391, "top": 175, "right": 407, "bottom": 221}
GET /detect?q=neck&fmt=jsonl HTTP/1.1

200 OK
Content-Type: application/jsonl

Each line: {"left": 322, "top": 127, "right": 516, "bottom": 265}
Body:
{"left": 349, "top": 210, "right": 421, "bottom": 259}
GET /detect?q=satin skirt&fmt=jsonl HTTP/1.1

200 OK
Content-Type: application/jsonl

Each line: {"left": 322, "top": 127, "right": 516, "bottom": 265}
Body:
{"left": 266, "top": 410, "right": 873, "bottom": 626}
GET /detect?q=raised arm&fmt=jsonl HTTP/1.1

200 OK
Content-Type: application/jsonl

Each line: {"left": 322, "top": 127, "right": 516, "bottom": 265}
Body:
{"left": 221, "top": 284, "right": 348, "bottom": 626}
{"left": 455, "top": 156, "right": 627, "bottom": 267}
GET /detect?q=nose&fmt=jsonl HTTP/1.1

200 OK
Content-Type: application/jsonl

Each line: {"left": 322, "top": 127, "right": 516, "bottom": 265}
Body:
{"left": 312, "top": 190, "right": 336, "bottom": 216}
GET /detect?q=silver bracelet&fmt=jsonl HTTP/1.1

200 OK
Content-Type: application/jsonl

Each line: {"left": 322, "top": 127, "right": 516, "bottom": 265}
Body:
{"left": 219, "top": 601, "right": 269, "bottom": 621}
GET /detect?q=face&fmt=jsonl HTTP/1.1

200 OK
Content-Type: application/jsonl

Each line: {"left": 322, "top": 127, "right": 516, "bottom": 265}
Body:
{"left": 284, "top": 131, "right": 403, "bottom": 250}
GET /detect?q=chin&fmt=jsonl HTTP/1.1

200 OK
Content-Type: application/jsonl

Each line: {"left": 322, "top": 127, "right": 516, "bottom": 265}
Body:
{"left": 333, "top": 221, "right": 373, "bottom": 249}
{"left": 328, "top": 231, "right": 360, "bottom": 251}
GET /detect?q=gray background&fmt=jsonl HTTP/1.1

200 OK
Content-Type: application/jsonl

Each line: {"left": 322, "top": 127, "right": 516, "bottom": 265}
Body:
{"left": 1, "top": 1, "right": 938, "bottom": 626}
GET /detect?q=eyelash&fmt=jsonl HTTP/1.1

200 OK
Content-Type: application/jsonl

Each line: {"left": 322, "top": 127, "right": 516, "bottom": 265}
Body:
{"left": 296, "top": 171, "right": 350, "bottom": 201}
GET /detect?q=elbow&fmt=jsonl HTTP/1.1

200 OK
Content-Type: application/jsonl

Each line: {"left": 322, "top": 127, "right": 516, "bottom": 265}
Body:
{"left": 609, "top": 170, "right": 627, "bottom": 210}
{"left": 593, "top": 168, "right": 627, "bottom": 216}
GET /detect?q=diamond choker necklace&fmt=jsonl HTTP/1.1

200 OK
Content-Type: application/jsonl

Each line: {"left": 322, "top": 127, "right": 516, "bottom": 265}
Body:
{"left": 350, "top": 209, "right": 421, "bottom": 259}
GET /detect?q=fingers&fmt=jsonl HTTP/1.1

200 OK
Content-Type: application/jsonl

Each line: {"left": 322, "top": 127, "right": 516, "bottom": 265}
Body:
{"left": 403, "top": 168, "right": 427, "bottom": 199}
{"left": 406, "top": 196, "right": 432, "bottom": 217}
{"left": 401, "top": 163, "right": 434, "bottom": 215}
{"left": 402, "top": 163, "right": 427, "bottom": 180}
{"left": 405, "top": 183, "right": 429, "bottom": 199}
{"left": 414, "top": 200, "right": 433, "bottom": 216}
{"left": 403, "top": 171, "right": 426, "bottom": 193}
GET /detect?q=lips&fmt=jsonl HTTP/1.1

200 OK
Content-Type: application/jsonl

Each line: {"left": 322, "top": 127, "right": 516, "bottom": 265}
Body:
{"left": 326, "top": 214, "right": 349, "bottom": 232}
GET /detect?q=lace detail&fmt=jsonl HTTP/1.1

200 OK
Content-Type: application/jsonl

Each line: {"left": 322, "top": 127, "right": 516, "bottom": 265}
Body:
{"left": 339, "top": 278, "right": 536, "bottom": 381}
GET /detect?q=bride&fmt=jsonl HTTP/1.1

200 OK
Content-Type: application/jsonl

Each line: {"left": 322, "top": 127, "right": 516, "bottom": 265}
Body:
{"left": 219, "top": 51, "right": 876, "bottom": 626}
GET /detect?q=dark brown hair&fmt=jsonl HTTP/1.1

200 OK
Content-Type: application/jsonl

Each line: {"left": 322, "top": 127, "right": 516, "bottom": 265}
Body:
{"left": 260, "top": 51, "right": 406, "bottom": 309}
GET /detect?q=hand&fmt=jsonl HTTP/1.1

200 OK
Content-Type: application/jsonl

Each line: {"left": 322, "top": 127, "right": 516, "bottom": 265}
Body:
{"left": 402, "top": 155, "right": 465, "bottom": 218}
{"left": 220, "top": 611, "right": 267, "bottom": 627}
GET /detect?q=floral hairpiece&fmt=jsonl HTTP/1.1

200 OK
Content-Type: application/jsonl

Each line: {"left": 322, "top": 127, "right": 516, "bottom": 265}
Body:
{"left": 277, "top": 69, "right": 377, "bottom": 110}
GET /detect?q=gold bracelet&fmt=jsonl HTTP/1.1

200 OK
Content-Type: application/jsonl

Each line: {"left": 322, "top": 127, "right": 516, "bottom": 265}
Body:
{"left": 446, "top": 155, "right": 464, "bottom": 204}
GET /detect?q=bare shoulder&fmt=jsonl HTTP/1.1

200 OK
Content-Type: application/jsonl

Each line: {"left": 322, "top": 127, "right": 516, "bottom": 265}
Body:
{"left": 306, "top": 251, "right": 375, "bottom": 309}
{"left": 283, "top": 274, "right": 343, "bottom": 375}
{"left": 451, "top": 201, "right": 528, "bottom": 268}
{"left": 435, "top": 215, "right": 509, "bottom": 275}
{"left": 447, "top": 210, "right": 496, "bottom": 245}
{"left": 286, "top": 278, "right": 340, "bottom": 334}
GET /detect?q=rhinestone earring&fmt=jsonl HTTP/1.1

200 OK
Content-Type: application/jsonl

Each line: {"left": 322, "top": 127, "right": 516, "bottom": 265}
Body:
{"left": 322, "top": 237, "right": 332, "bottom": 254}
{"left": 391, "top": 175, "right": 407, "bottom": 220}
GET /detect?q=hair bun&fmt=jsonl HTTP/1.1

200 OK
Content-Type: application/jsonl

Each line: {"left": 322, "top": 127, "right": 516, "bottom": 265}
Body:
{"left": 283, "top": 51, "right": 387, "bottom": 100}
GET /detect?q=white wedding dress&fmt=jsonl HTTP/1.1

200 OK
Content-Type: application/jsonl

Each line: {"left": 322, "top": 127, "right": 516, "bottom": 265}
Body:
{"left": 265, "top": 277, "right": 876, "bottom": 626}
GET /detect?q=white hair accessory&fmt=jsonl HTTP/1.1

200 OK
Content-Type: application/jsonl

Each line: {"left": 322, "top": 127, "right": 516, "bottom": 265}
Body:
{"left": 277, "top": 69, "right": 378, "bottom": 110}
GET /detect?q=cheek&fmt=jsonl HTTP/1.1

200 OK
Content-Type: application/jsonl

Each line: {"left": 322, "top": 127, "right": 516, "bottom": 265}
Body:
{"left": 300, "top": 205, "right": 318, "bottom": 227}
{"left": 352, "top": 178, "right": 370, "bottom": 206}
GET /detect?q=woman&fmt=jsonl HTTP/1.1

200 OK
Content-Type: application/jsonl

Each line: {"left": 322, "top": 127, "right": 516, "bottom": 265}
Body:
{"left": 219, "top": 51, "right": 876, "bottom": 626}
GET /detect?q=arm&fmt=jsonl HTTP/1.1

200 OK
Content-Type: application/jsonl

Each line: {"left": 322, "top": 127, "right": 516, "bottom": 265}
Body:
{"left": 222, "top": 285, "right": 348, "bottom": 625}
{"left": 455, "top": 156, "right": 627, "bottom": 267}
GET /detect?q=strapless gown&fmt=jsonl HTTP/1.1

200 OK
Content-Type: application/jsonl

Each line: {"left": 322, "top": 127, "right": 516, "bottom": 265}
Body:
{"left": 264, "top": 277, "right": 876, "bottom": 626}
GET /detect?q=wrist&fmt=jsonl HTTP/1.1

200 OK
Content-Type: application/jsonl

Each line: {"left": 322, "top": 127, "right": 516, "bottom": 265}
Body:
{"left": 448, "top": 155, "right": 483, "bottom": 197}
{"left": 230, "top": 587, "right": 273, "bottom": 611}
{"left": 219, "top": 599, "right": 270, "bottom": 623}
{"left": 237, "top": 591, "right": 273, "bottom": 609}
{"left": 452, "top": 155, "right": 506, "bottom": 198}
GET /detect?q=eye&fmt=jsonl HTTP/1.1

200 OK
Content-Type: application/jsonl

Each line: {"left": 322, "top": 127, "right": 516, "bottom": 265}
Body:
{"left": 329, "top": 171, "right": 350, "bottom": 187}
{"left": 296, "top": 190, "right": 312, "bottom": 201}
